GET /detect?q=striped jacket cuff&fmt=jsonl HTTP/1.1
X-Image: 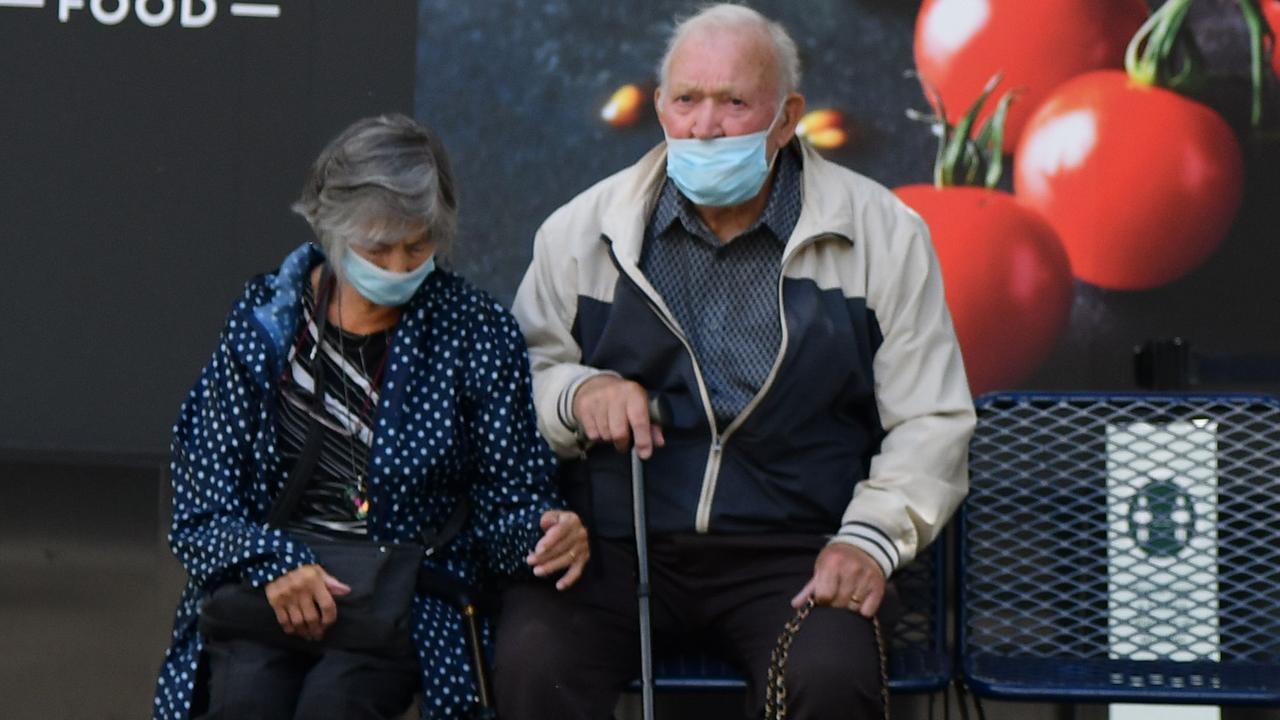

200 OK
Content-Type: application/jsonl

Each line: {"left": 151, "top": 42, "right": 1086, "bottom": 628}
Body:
{"left": 556, "top": 370, "right": 621, "bottom": 435}
{"left": 831, "top": 521, "right": 901, "bottom": 578}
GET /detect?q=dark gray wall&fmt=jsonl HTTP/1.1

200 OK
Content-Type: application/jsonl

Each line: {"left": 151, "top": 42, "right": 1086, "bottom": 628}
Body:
{"left": 0, "top": 3, "right": 418, "bottom": 716}
{"left": 0, "top": 0, "right": 417, "bottom": 456}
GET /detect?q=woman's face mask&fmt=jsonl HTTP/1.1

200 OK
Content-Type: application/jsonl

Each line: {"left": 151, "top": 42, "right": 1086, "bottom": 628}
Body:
{"left": 340, "top": 232, "right": 437, "bottom": 307}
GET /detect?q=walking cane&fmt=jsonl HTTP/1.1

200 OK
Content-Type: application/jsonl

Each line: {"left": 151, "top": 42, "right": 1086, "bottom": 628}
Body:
{"left": 416, "top": 567, "right": 498, "bottom": 719}
{"left": 575, "top": 393, "right": 666, "bottom": 720}
{"left": 633, "top": 395, "right": 667, "bottom": 720}
{"left": 631, "top": 444, "right": 656, "bottom": 720}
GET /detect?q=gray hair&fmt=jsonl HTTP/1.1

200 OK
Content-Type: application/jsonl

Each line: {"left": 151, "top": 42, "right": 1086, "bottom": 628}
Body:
{"left": 657, "top": 4, "right": 801, "bottom": 108}
{"left": 292, "top": 113, "right": 458, "bottom": 271}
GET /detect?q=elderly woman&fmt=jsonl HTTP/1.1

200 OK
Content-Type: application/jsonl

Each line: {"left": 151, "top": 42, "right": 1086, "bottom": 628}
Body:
{"left": 152, "top": 114, "right": 587, "bottom": 720}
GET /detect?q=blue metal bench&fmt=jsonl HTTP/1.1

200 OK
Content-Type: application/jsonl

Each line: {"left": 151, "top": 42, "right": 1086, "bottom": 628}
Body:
{"left": 960, "top": 392, "right": 1280, "bottom": 705}
{"left": 644, "top": 536, "right": 951, "bottom": 694}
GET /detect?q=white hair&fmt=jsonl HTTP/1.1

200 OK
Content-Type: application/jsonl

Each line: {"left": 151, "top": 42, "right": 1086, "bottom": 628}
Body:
{"left": 292, "top": 113, "right": 458, "bottom": 273}
{"left": 657, "top": 3, "right": 801, "bottom": 107}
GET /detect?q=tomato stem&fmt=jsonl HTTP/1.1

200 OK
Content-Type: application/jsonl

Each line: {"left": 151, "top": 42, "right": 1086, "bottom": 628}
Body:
{"left": 910, "top": 74, "right": 1014, "bottom": 190}
{"left": 1234, "top": 0, "right": 1273, "bottom": 127}
{"left": 940, "top": 74, "right": 999, "bottom": 187}
{"left": 1126, "top": 0, "right": 1198, "bottom": 87}
{"left": 1126, "top": 0, "right": 1270, "bottom": 127}
{"left": 1125, "top": 10, "right": 1164, "bottom": 85}
{"left": 977, "top": 92, "right": 1016, "bottom": 189}
{"left": 909, "top": 85, "right": 950, "bottom": 187}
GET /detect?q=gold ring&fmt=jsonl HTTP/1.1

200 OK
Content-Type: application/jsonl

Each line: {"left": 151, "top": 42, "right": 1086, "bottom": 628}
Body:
{"left": 569, "top": 550, "right": 578, "bottom": 562}
{"left": 850, "top": 594, "right": 864, "bottom": 605}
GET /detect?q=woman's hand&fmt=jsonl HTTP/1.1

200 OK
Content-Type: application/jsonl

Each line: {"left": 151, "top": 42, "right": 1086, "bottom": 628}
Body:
{"left": 527, "top": 510, "right": 589, "bottom": 590}
{"left": 264, "top": 564, "right": 352, "bottom": 641}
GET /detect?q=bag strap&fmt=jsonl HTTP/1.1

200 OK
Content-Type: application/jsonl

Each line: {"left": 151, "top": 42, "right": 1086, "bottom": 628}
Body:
{"left": 422, "top": 495, "right": 470, "bottom": 555}
{"left": 763, "top": 597, "right": 891, "bottom": 720}
{"left": 266, "top": 267, "right": 338, "bottom": 528}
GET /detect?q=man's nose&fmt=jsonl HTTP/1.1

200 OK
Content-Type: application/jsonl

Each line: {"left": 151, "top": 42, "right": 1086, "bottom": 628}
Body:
{"left": 690, "top": 103, "right": 722, "bottom": 139}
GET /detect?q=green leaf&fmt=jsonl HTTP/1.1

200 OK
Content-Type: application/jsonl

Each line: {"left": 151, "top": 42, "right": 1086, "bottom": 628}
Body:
{"left": 980, "top": 91, "right": 1017, "bottom": 189}
{"left": 962, "top": 139, "right": 982, "bottom": 186}
{"left": 923, "top": 86, "right": 951, "bottom": 188}
{"left": 941, "top": 74, "right": 1000, "bottom": 188}
{"left": 1235, "top": 0, "right": 1272, "bottom": 127}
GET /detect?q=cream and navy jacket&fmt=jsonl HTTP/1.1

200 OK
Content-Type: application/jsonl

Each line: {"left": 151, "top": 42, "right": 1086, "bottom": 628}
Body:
{"left": 512, "top": 141, "right": 975, "bottom": 577}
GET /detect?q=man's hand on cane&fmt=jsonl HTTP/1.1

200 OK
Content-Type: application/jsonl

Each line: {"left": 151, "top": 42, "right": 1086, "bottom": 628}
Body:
{"left": 572, "top": 375, "right": 666, "bottom": 457}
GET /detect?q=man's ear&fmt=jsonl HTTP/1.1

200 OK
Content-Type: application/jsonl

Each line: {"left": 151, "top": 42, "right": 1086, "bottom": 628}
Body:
{"left": 776, "top": 92, "right": 806, "bottom": 146}
{"left": 786, "top": 93, "right": 806, "bottom": 128}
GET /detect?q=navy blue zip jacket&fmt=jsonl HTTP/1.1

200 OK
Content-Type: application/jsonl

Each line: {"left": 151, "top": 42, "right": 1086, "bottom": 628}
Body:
{"left": 512, "top": 141, "right": 974, "bottom": 577}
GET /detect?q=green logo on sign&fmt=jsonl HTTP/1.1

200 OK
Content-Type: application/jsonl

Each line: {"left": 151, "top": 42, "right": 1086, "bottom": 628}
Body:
{"left": 1127, "top": 480, "right": 1195, "bottom": 557}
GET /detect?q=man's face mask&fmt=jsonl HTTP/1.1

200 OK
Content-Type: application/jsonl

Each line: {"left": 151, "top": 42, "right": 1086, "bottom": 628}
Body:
{"left": 663, "top": 102, "right": 786, "bottom": 208}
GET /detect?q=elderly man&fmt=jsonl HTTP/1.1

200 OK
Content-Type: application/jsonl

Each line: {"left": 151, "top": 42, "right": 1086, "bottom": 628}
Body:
{"left": 499, "top": 5, "right": 974, "bottom": 718}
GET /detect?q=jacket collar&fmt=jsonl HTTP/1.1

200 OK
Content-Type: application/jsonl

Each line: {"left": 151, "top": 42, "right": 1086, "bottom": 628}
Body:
{"left": 246, "top": 241, "right": 440, "bottom": 387}
{"left": 250, "top": 242, "right": 324, "bottom": 374}
{"left": 599, "top": 139, "right": 857, "bottom": 265}
{"left": 599, "top": 144, "right": 668, "bottom": 264}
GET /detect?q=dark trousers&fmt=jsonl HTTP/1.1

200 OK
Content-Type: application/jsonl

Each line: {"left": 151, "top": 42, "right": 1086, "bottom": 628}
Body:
{"left": 493, "top": 535, "right": 896, "bottom": 720}
{"left": 198, "top": 638, "right": 418, "bottom": 720}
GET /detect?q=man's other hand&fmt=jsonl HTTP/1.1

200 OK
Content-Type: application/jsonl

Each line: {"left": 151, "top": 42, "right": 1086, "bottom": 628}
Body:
{"left": 789, "top": 543, "right": 886, "bottom": 618}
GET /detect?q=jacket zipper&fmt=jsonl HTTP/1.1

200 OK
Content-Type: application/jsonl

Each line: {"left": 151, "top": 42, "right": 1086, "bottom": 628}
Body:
{"left": 692, "top": 233, "right": 827, "bottom": 530}
{"left": 602, "top": 236, "right": 722, "bottom": 446}
{"left": 602, "top": 232, "right": 829, "bottom": 532}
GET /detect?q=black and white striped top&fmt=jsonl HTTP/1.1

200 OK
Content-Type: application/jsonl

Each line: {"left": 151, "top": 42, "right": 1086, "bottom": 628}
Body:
{"left": 277, "top": 280, "right": 390, "bottom": 539}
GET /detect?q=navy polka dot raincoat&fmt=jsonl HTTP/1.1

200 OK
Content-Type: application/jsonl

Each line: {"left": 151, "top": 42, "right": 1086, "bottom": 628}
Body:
{"left": 153, "top": 243, "right": 560, "bottom": 719}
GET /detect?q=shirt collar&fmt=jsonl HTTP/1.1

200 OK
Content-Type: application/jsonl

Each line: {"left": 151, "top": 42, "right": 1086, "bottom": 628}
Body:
{"left": 651, "top": 142, "right": 803, "bottom": 247}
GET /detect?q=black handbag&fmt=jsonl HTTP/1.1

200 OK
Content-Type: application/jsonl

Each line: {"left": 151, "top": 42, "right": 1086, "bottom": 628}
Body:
{"left": 198, "top": 537, "right": 427, "bottom": 657}
{"left": 197, "top": 267, "right": 462, "bottom": 659}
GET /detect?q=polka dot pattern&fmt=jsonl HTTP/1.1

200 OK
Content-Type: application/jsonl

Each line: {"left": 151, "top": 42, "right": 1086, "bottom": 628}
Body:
{"left": 153, "top": 243, "right": 559, "bottom": 719}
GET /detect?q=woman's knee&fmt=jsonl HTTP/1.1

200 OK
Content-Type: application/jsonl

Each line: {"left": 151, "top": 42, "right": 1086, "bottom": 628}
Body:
{"left": 293, "top": 690, "right": 414, "bottom": 720}
{"left": 491, "top": 581, "right": 638, "bottom": 718}
{"left": 494, "top": 583, "right": 579, "bottom": 668}
{"left": 200, "top": 639, "right": 306, "bottom": 720}
{"left": 292, "top": 650, "right": 418, "bottom": 720}
{"left": 493, "top": 606, "right": 579, "bottom": 685}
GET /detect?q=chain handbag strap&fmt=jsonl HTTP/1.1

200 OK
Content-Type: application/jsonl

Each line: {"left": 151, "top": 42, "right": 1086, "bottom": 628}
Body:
{"left": 763, "top": 598, "right": 890, "bottom": 720}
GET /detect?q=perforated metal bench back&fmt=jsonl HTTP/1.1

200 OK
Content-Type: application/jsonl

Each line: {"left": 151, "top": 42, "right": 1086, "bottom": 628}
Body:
{"left": 961, "top": 393, "right": 1280, "bottom": 704}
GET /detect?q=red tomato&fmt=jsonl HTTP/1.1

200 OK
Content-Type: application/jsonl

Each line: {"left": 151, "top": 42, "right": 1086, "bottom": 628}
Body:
{"left": 1014, "top": 71, "right": 1244, "bottom": 291}
{"left": 914, "top": 0, "right": 1148, "bottom": 153}
{"left": 896, "top": 185, "right": 1073, "bottom": 395}
{"left": 1265, "top": 1, "right": 1280, "bottom": 80}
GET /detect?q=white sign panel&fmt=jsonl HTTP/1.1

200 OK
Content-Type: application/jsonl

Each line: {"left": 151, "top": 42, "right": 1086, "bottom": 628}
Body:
{"left": 1106, "top": 420, "right": 1221, "bottom": 720}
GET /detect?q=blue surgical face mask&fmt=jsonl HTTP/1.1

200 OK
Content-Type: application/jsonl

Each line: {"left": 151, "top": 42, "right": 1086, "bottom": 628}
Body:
{"left": 664, "top": 104, "right": 786, "bottom": 207}
{"left": 341, "top": 248, "right": 435, "bottom": 307}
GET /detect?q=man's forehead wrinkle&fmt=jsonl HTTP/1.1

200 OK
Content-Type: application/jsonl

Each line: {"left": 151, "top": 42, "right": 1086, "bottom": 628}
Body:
{"left": 668, "top": 47, "right": 776, "bottom": 98}
{"left": 668, "top": 79, "right": 742, "bottom": 97}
